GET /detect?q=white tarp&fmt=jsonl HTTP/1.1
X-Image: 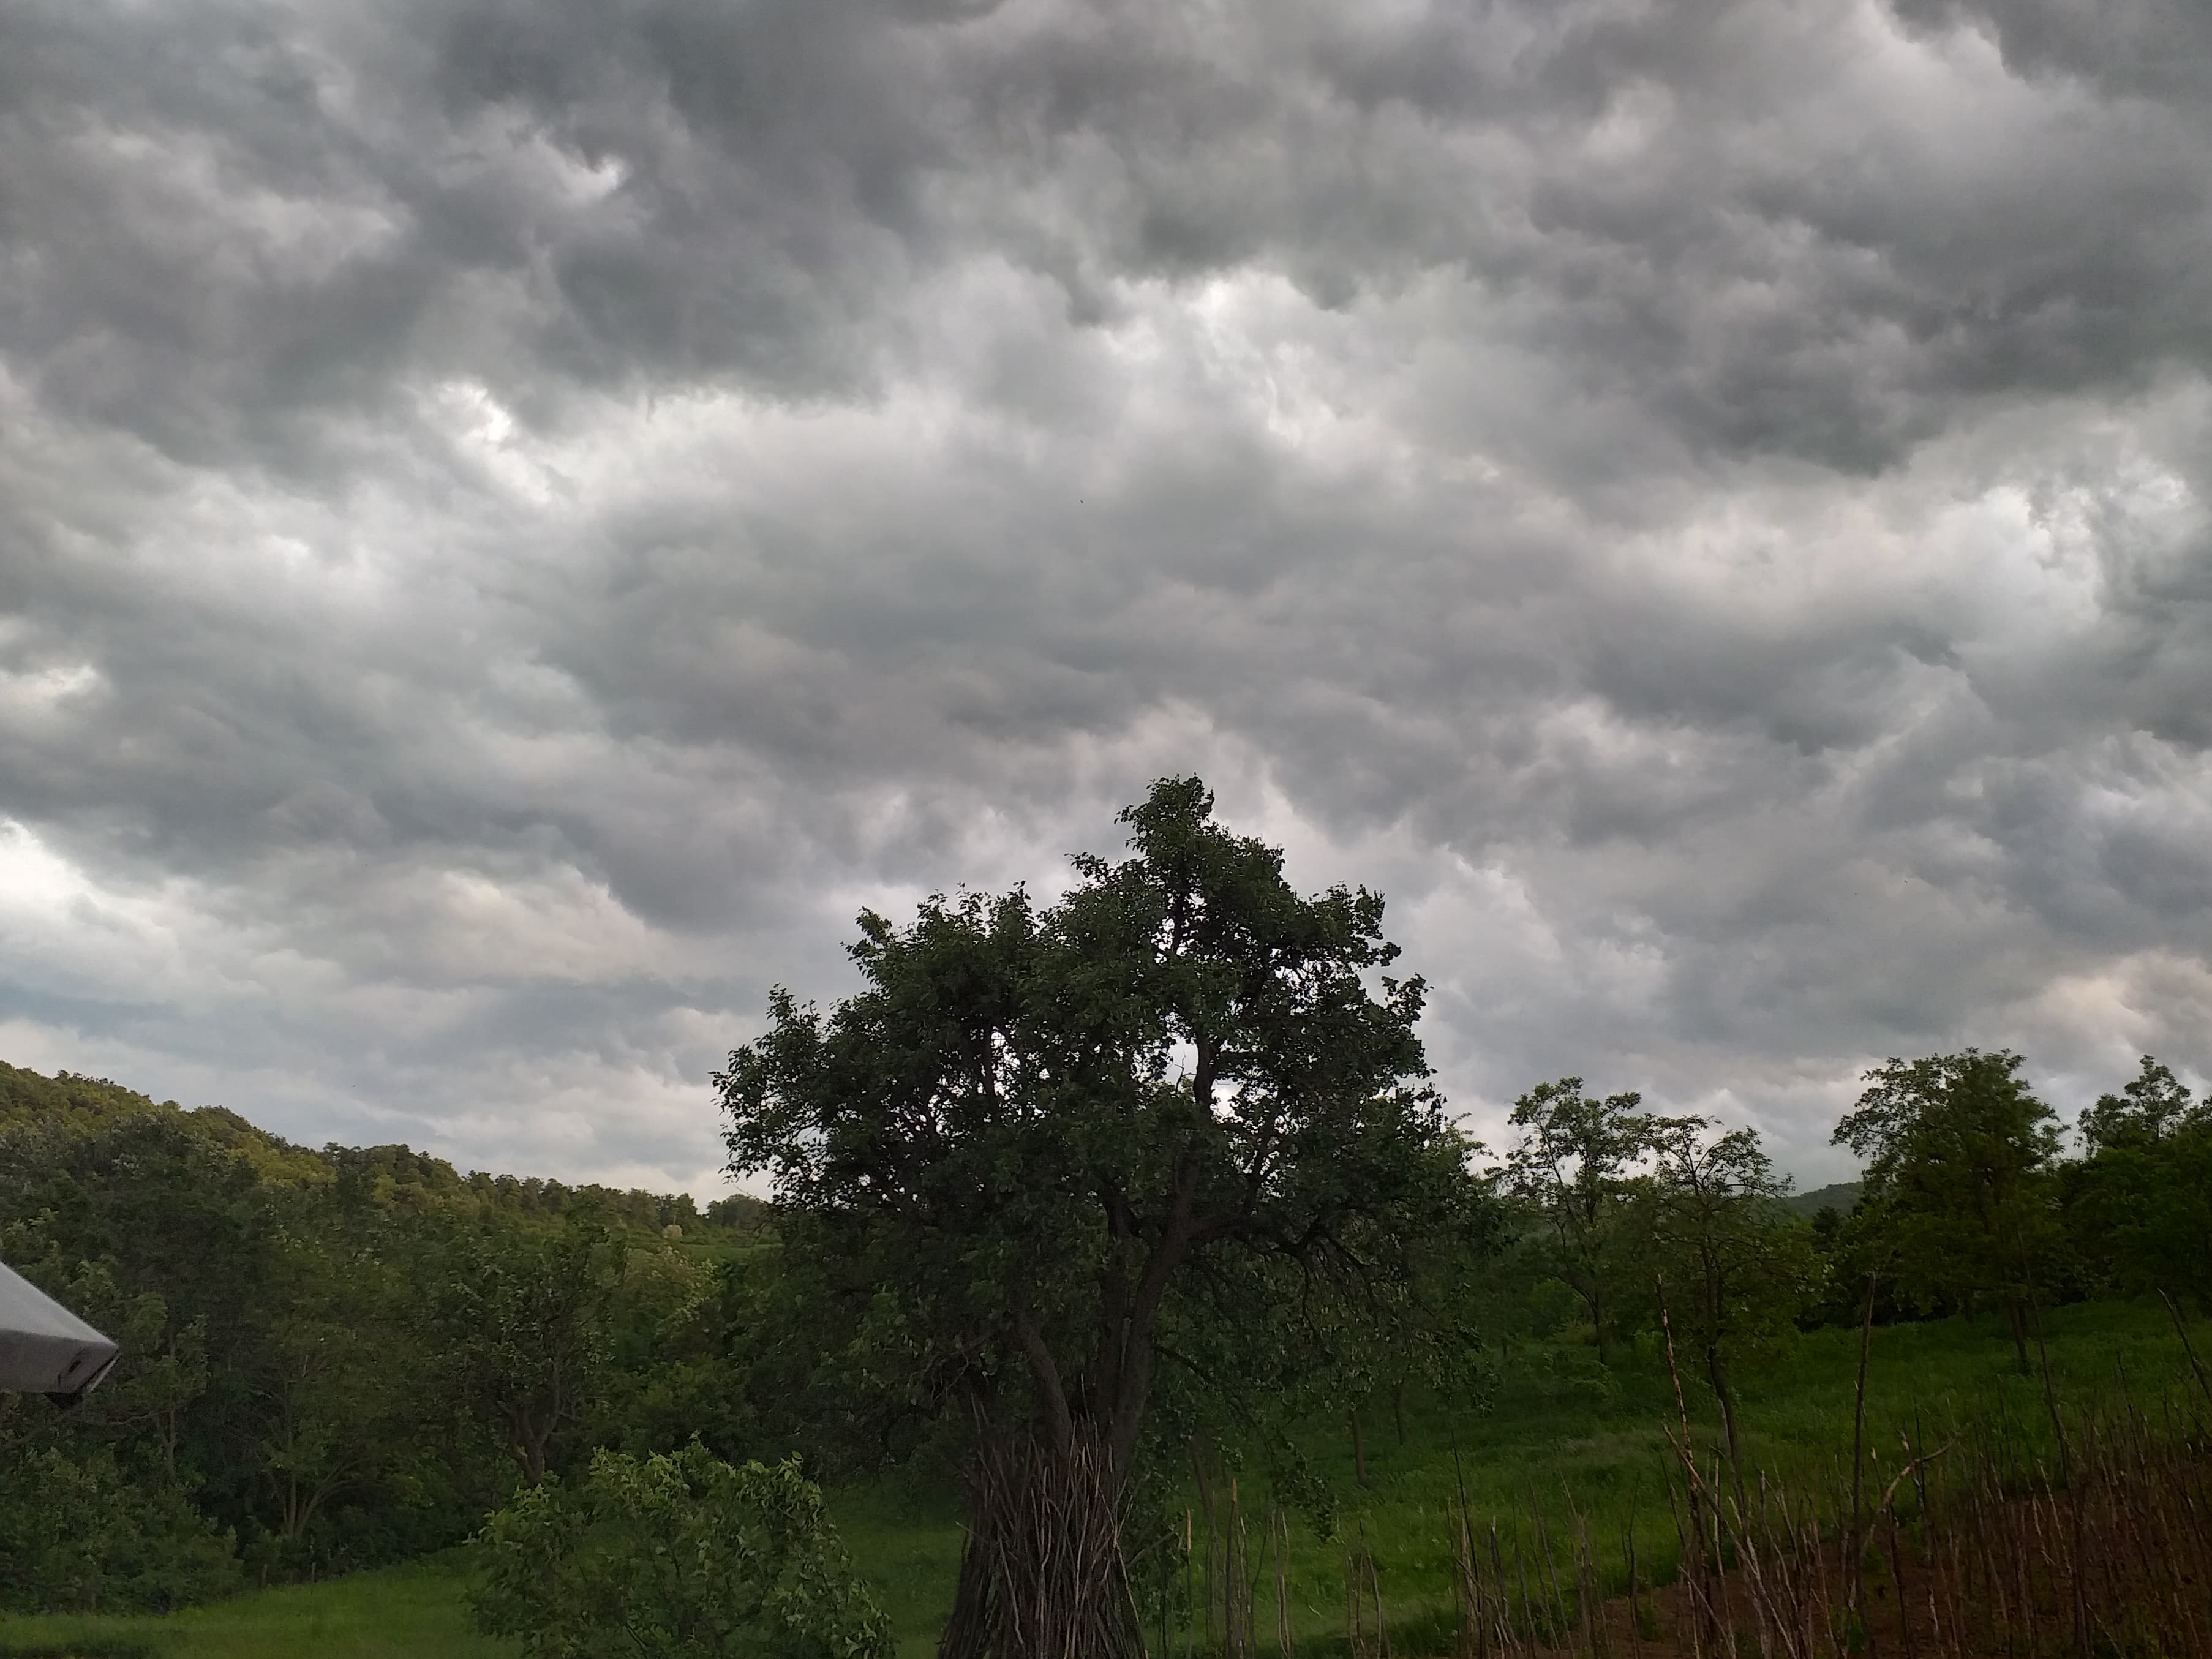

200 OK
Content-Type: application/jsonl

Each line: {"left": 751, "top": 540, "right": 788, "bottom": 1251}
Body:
{"left": 0, "top": 1258, "right": 119, "bottom": 1399}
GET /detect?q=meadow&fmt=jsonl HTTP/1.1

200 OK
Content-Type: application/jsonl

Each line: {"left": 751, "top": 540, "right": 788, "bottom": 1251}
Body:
{"left": 6, "top": 1296, "right": 2199, "bottom": 1659}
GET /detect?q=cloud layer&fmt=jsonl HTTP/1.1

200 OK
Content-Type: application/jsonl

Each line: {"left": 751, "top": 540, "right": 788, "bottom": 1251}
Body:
{"left": 3, "top": 0, "right": 2208, "bottom": 1192}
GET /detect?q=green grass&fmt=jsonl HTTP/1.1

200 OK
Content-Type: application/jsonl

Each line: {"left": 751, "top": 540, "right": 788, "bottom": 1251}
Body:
{"left": 1208, "top": 1296, "right": 2205, "bottom": 1654}
{"left": 840, "top": 1296, "right": 2206, "bottom": 1655}
{"left": 7, "top": 1298, "right": 2201, "bottom": 1659}
{"left": 0, "top": 1554, "right": 510, "bottom": 1659}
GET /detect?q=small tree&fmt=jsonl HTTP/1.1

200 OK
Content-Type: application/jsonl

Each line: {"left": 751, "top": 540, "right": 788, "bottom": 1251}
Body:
{"left": 1832, "top": 1050, "right": 2062, "bottom": 1371}
{"left": 2078, "top": 1056, "right": 2203, "bottom": 1154}
{"left": 1639, "top": 1119, "right": 1818, "bottom": 1477}
{"left": 427, "top": 1220, "right": 615, "bottom": 1487}
{"left": 718, "top": 778, "right": 1485, "bottom": 1658}
{"left": 2066, "top": 1056, "right": 2212, "bottom": 1311}
{"left": 472, "top": 1442, "right": 893, "bottom": 1659}
{"left": 1502, "top": 1079, "right": 1654, "bottom": 1364}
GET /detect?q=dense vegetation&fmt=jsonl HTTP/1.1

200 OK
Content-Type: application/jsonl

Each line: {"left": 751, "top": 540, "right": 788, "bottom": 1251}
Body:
{"left": 2, "top": 782, "right": 2208, "bottom": 1655}
{"left": 0, "top": 1060, "right": 765, "bottom": 1614}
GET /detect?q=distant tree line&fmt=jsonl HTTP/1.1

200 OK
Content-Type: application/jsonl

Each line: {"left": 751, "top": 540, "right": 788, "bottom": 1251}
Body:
{"left": 1487, "top": 1048, "right": 2210, "bottom": 1415}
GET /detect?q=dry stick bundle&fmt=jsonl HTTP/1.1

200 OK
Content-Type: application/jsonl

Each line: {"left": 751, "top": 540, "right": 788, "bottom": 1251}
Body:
{"left": 1345, "top": 1526, "right": 1393, "bottom": 1659}
{"left": 1532, "top": 1481, "right": 1573, "bottom": 1652}
{"left": 1884, "top": 1486, "right": 1914, "bottom": 1659}
{"left": 1222, "top": 1524, "right": 1238, "bottom": 1658}
{"left": 1270, "top": 1507, "right": 1296, "bottom": 1659}
{"left": 2163, "top": 1292, "right": 2212, "bottom": 1410}
{"left": 1578, "top": 1513, "right": 1607, "bottom": 1659}
{"left": 1848, "top": 1274, "right": 1879, "bottom": 1656}
{"left": 1492, "top": 1518, "right": 1522, "bottom": 1659}
{"left": 1451, "top": 1446, "right": 1483, "bottom": 1659}
{"left": 948, "top": 1428, "right": 1144, "bottom": 1659}
{"left": 1345, "top": 1540, "right": 1363, "bottom": 1658}
{"left": 1464, "top": 1520, "right": 1491, "bottom": 1659}
{"left": 1221, "top": 1478, "right": 1245, "bottom": 1659}
{"left": 1344, "top": 1529, "right": 1391, "bottom": 1659}
{"left": 1199, "top": 1465, "right": 1217, "bottom": 1659}
{"left": 1627, "top": 1513, "right": 1647, "bottom": 1659}
{"left": 1707, "top": 1451, "right": 1744, "bottom": 1658}
{"left": 1708, "top": 1458, "right": 1792, "bottom": 1659}
{"left": 1514, "top": 1522, "right": 1540, "bottom": 1655}
{"left": 1183, "top": 1508, "right": 1196, "bottom": 1659}
{"left": 1662, "top": 1463, "right": 1712, "bottom": 1659}
{"left": 1657, "top": 1278, "right": 1721, "bottom": 1659}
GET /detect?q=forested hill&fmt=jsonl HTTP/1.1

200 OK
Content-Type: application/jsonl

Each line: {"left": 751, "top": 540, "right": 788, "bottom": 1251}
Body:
{"left": 0, "top": 1059, "right": 765, "bottom": 1232}
{"left": 2, "top": 1062, "right": 333, "bottom": 1190}
{"left": 1779, "top": 1179, "right": 1863, "bottom": 1219}
{"left": 0, "top": 1057, "right": 769, "bottom": 1615}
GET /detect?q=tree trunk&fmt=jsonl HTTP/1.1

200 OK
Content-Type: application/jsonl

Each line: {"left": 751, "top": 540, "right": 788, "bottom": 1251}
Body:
{"left": 2006, "top": 1298, "right": 2032, "bottom": 1376}
{"left": 938, "top": 1427, "right": 1143, "bottom": 1659}
{"left": 1350, "top": 1409, "right": 1369, "bottom": 1487}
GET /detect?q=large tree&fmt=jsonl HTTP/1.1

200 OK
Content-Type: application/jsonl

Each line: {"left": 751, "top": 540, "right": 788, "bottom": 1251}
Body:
{"left": 1832, "top": 1050, "right": 2063, "bottom": 1372}
{"left": 2066, "top": 1056, "right": 2212, "bottom": 1311}
{"left": 718, "top": 778, "right": 1483, "bottom": 1658}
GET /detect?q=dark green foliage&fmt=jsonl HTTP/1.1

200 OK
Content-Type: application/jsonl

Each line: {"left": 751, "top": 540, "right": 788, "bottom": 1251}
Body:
{"left": 0, "top": 1061, "right": 757, "bottom": 1614}
{"left": 1635, "top": 1117, "right": 1821, "bottom": 1470}
{"left": 0, "top": 1253, "right": 240, "bottom": 1614}
{"left": 470, "top": 1442, "right": 893, "bottom": 1659}
{"left": 1831, "top": 1049, "right": 2064, "bottom": 1369}
{"left": 1502, "top": 1079, "right": 1656, "bottom": 1363}
{"left": 2064, "top": 1058, "right": 2212, "bottom": 1310}
{"left": 424, "top": 1222, "right": 619, "bottom": 1489}
{"left": 719, "top": 777, "right": 1494, "bottom": 1653}
{"left": 720, "top": 780, "right": 1490, "bottom": 1471}
{"left": 2077, "top": 1055, "right": 2203, "bottom": 1153}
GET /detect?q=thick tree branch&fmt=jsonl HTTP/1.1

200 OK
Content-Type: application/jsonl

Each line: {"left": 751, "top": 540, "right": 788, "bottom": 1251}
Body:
{"left": 1010, "top": 1285, "right": 1074, "bottom": 1458}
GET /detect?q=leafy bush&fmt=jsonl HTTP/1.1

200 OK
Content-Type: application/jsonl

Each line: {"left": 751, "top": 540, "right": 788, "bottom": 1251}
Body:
{"left": 0, "top": 1443, "right": 239, "bottom": 1614}
{"left": 470, "top": 1441, "right": 893, "bottom": 1659}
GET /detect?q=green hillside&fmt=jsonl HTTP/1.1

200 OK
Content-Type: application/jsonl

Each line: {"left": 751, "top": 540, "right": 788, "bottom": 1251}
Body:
{"left": 1777, "top": 1177, "right": 1862, "bottom": 1217}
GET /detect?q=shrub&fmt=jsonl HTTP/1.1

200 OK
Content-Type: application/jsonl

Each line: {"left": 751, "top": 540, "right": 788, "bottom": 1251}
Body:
{"left": 470, "top": 1440, "right": 893, "bottom": 1659}
{"left": 0, "top": 1444, "right": 239, "bottom": 1614}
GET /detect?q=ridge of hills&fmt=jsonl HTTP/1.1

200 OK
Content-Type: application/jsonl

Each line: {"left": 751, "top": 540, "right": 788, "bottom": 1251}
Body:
{"left": 1779, "top": 1178, "right": 1863, "bottom": 1217}
{"left": 0, "top": 1059, "right": 764, "bottom": 1233}
{"left": 3, "top": 1056, "right": 1853, "bottom": 1237}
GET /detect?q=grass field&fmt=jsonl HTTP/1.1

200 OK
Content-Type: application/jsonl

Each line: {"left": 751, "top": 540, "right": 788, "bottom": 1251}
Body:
{"left": 5, "top": 1297, "right": 2200, "bottom": 1659}
{"left": 0, "top": 1553, "right": 510, "bottom": 1659}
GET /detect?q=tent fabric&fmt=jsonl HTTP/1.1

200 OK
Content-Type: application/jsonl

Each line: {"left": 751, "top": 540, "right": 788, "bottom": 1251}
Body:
{"left": 0, "top": 1258, "right": 120, "bottom": 1399}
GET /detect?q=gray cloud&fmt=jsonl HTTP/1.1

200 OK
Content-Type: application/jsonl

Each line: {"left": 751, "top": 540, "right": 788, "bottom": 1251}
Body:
{"left": 1, "top": 0, "right": 2208, "bottom": 1194}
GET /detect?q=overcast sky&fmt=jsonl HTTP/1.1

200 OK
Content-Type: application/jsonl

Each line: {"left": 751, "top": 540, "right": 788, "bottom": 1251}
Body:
{"left": 3, "top": 0, "right": 2208, "bottom": 1198}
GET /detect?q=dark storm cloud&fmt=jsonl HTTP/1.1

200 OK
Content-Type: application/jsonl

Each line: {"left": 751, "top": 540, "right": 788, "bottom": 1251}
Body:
{"left": 1, "top": 0, "right": 2208, "bottom": 1190}
{"left": 10, "top": 0, "right": 2212, "bottom": 468}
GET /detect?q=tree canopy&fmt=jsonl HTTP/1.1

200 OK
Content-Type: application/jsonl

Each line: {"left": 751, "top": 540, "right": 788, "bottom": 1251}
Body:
{"left": 718, "top": 777, "right": 1488, "bottom": 1656}
{"left": 1832, "top": 1049, "right": 2064, "bottom": 1371}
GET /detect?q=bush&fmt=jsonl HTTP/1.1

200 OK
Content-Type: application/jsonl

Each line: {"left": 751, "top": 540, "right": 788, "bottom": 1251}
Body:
{"left": 470, "top": 1440, "right": 893, "bottom": 1659}
{"left": 0, "top": 1444, "right": 239, "bottom": 1614}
